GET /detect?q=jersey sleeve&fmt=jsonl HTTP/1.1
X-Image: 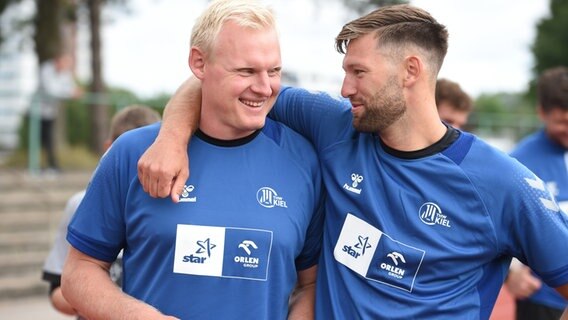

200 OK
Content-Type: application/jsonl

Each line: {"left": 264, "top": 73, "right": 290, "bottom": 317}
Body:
{"left": 494, "top": 158, "right": 568, "bottom": 288}
{"left": 295, "top": 191, "right": 325, "bottom": 271}
{"left": 271, "top": 86, "right": 354, "bottom": 153}
{"left": 42, "top": 191, "right": 85, "bottom": 285}
{"left": 66, "top": 139, "right": 133, "bottom": 263}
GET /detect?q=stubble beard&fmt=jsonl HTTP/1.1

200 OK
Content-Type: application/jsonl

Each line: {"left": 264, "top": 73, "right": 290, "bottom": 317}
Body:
{"left": 352, "top": 80, "right": 406, "bottom": 133}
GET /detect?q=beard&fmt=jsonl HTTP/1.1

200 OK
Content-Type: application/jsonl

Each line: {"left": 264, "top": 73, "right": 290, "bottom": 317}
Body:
{"left": 352, "top": 77, "right": 406, "bottom": 133}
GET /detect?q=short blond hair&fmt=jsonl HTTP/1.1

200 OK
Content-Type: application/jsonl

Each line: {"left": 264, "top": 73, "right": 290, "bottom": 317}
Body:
{"left": 191, "top": 0, "right": 276, "bottom": 55}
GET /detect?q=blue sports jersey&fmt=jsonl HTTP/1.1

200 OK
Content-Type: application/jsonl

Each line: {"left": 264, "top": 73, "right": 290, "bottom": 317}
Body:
{"left": 510, "top": 129, "right": 568, "bottom": 310}
{"left": 67, "top": 120, "right": 324, "bottom": 319}
{"left": 271, "top": 87, "right": 568, "bottom": 320}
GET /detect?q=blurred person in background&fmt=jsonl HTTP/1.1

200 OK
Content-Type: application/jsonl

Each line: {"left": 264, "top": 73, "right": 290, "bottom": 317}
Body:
{"left": 435, "top": 78, "right": 473, "bottom": 129}
{"left": 35, "top": 53, "right": 82, "bottom": 172}
{"left": 42, "top": 105, "right": 161, "bottom": 319}
{"left": 505, "top": 66, "right": 568, "bottom": 320}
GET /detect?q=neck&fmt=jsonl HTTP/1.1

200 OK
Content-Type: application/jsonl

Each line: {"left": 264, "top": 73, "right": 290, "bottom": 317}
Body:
{"left": 379, "top": 97, "right": 447, "bottom": 152}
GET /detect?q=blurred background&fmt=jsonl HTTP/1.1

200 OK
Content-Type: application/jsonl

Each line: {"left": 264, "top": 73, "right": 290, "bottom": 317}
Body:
{"left": 0, "top": 0, "right": 567, "bottom": 318}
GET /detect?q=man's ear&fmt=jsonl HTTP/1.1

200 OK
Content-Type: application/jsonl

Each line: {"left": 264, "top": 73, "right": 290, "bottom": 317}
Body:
{"left": 402, "top": 55, "right": 422, "bottom": 87}
{"left": 189, "top": 46, "right": 206, "bottom": 80}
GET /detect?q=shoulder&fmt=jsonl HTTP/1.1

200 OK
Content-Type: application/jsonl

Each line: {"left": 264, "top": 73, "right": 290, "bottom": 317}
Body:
{"left": 108, "top": 122, "right": 161, "bottom": 157}
{"left": 262, "top": 119, "right": 316, "bottom": 154}
{"left": 460, "top": 135, "right": 533, "bottom": 191}
{"left": 261, "top": 118, "right": 320, "bottom": 170}
{"left": 511, "top": 130, "right": 552, "bottom": 159}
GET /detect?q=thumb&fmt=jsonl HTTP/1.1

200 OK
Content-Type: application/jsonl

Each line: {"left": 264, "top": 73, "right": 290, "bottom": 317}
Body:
{"left": 171, "top": 168, "right": 189, "bottom": 203}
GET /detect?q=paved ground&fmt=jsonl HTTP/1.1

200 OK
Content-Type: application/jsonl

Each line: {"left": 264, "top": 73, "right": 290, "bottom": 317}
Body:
{"left": 0, "top": 288, "right": 515, "bottom": 320}
{"left": 0, "top": 296, "right": 74, "bottom": 320}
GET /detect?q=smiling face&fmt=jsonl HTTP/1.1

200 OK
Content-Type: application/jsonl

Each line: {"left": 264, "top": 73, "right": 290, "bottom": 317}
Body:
{"left": 195, "top": 20, "right": 281, "bottom": 140}
{"left": 340, "top": 33, "right": 406, "bottom": 133}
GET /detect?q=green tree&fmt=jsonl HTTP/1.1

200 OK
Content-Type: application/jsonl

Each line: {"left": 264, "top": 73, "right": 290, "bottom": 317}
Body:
{"left": 1, "top": 0, "right": 131, "bottom": 155}
{"left": 532, "top": 0, "right": 568, "bottom": 76}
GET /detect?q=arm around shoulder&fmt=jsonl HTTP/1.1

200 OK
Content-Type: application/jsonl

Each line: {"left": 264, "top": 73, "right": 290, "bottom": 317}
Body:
{"left": 137, "top": 77, "right": 202, "bottom": 202}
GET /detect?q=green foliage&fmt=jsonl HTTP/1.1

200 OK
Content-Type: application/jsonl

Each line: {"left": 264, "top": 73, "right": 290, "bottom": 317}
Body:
{"left": 469, "top": 92, "right": 539, "bottom": 140}
{"left": 17, "top": 86, "right": 166, "bottom": 151}
{"left": 531, "top": 0, "right": 568, "bottom": 79}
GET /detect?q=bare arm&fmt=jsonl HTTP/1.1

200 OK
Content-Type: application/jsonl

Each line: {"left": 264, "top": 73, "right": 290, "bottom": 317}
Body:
{"left": 50, "top": 286, "right": 77, "bottom": 316}
{"left": 62, "top": 247, "right": 178, "bottom": 320}
{"left": 557, "top": 283, "right": 568, "bottom": 320}
{"left": 504, "top": 264, "right": 541, "bottom": 299}
{"left": 288, "top": 265, "right": 317, "bottom": 320}
{"left": 137, "top": 77, "right": 201, "bottom": 202}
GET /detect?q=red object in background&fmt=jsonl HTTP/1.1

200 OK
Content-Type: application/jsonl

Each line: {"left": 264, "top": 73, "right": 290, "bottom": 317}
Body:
{"left": 490, "top": 286, "right": 516, "bottom": 320}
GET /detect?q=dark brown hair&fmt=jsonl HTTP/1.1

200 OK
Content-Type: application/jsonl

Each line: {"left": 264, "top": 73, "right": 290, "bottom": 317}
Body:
{"left": 335, "top": 4, "right": 448, "bottom": 74}
{"left": 435, "top": 79, "right": 473, "bottom": 112}
{"left": 537, "top": 66, "right": 568, "bottom": 112}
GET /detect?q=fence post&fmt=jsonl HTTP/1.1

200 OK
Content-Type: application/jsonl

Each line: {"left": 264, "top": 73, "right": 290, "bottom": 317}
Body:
{"left": 28, "top": 93, "right": 41, "bottom": 175}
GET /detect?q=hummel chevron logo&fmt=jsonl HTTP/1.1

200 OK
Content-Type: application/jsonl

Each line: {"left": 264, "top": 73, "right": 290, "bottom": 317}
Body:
{"left": 525, "top": 177, "right": 560, "bottom": 212}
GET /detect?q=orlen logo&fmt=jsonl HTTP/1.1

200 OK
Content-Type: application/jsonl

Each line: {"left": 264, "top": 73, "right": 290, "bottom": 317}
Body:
{"left": 256, "top": 187, "right": 287, "bottom": 208}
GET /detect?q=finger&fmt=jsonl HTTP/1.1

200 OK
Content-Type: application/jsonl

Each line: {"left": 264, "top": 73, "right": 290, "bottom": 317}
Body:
{"left": 137, "top": 161, "right": 149, "bottom": 193}
{"left": 171, "top": 179, "right": 183, "bottom": 203}
{"left": 148, "top": 168, "right": 158, "bottom": 198}
{"left": 157, "top": 173, "right": 173, "bottom": 198}
{"left": 171, "top": 169, "right": 189, "bottom": 203}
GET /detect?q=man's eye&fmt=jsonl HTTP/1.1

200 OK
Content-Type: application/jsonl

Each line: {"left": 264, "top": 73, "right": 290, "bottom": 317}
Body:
{"left": 239, "top": 69, "right": 254, "bottom": 75}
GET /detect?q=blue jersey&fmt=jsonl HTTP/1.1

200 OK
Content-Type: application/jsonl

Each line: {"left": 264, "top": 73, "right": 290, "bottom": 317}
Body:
{"left": 271, "top": 87, "right": 568, "bottom": 320}
{"left": 67, "top": 120, "right": 324, "bottom": 320}
{"left": 511, "top": 129, "right": 568, "bottom": 310}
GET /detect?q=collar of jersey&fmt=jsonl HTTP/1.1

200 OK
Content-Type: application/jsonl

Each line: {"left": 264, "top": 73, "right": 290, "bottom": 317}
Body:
{"left": 378, "top": 124, "right": 460, "bottom": 159}
{"left": 195, "top": 128, "right": 261, "bottom": 147}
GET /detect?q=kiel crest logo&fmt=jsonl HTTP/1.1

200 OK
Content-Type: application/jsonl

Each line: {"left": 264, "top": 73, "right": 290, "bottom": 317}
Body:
{"left": 256, "top": 187, "right": 287, "bottom": 208}
{"left": 419, "top": 202, "right": 451, "bottom": 228}
{"left": 343, "top": 173, "right": 364, "bottom": 195}
{"left": 179, "top": 184, "right": 197, "bottom": 203}
{"left": 183, "top": 238, "right": 216, "bottom": 264}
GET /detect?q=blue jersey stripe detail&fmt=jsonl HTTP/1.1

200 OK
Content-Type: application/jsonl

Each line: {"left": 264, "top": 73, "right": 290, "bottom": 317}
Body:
{"left": 262, "top": 118, "right": 282, "bottom": 145}
{"left": 442, "top": 131, "right": 474, "bottom": 165}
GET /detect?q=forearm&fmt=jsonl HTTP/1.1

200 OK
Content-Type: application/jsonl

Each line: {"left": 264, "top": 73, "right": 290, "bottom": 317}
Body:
{"left": 50, "top": 286, "right": 77, "bottom": 316}
{"left": 159, "top": 77, "right": 202, "bottom": 144}
{"left": 557, "top": 284, "right": 568, "bottom": 320}
{"left": 288, "top": 282, "right": 315, "bottom": 320}
{"left": 288, "top": 265, "right": 317, "bottom": 320}
{"left": 137, "top": 77, "right": 202, "bottom": 200}
{"left": 62, "top": 249, "right": 171, "bottom": 320}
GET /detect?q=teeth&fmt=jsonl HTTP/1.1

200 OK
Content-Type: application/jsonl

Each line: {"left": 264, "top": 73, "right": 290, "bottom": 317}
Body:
{"left": 241, "top": 99, "right": 264, "bottom": 107}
